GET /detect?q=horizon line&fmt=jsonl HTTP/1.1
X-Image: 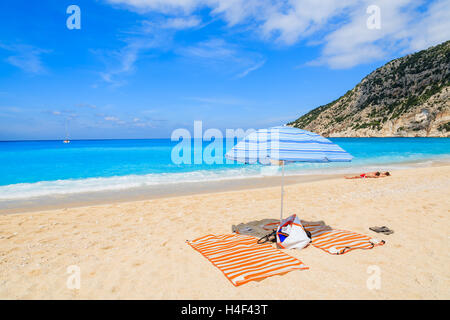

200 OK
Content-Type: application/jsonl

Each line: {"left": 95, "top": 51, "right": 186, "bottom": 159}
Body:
{"left": 0, "top": 136, "right": 446, "bottom": 142}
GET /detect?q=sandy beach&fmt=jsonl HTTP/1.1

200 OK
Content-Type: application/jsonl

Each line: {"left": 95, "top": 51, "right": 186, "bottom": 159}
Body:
{"left": 0, "top": 165, "right": 449, "bottom": 299}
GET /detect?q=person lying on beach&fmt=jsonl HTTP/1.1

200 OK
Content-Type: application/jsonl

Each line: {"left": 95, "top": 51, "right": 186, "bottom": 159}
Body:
{"left": 345, "top": 171, "right": 391, "bottom": 179}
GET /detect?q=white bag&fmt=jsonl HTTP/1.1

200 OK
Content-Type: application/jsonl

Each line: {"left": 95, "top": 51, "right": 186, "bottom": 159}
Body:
{"left": 276, "top": 214, "right": 311, "bottom": 250}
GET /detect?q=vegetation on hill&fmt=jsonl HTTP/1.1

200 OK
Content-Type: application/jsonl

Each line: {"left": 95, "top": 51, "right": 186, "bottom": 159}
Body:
{"left": 288, "top": 40, "right": 450, "bottom": 137}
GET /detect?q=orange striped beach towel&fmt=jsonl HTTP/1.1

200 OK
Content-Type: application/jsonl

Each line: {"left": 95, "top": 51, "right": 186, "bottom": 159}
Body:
{"left": 187, "top": 234, "right": 308, "bottom": 286}
{"left": 301, "top": 221, "right": 385, "bottom": 255}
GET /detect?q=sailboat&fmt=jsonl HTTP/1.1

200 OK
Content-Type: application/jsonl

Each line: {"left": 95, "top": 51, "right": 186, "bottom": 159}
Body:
{"left": 63, "top": 118, "right": 70, "bottom": 143}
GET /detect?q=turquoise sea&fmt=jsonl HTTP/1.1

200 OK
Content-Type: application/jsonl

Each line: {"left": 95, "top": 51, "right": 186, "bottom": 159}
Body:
{"left": 0, "top": 138, "right": 449, "bottom": 200}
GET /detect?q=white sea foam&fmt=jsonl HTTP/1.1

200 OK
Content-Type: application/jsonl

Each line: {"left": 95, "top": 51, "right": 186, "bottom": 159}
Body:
{"left": 0, "top": 168, "right": 263, "bottom": 200}
{"left": 0, "top": 157, "right": 447, "bottom": 201}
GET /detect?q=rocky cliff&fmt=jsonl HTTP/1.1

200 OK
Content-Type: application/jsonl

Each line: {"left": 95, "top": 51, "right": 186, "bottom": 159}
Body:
{"left": 288, "top": 40, "right": 450, "bottom": 137}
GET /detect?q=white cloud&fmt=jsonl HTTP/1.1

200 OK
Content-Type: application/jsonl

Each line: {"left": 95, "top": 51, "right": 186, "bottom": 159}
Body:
{"left": 178, "top": 38, "right": 266, "bottom": 77}
{"left": 179, "top": 38, "right": 235, "bottom": 59}
{"left": 104, "top": 116, "right": 120, "bottom": 121}
{"left": 236, "top": 59, "right": 266, "bottom": 78}
{"left": 312, "top": 0, "right": 450, "bottom": 68}
{"left": 105, "top": 0, "right": 450, "bottom": 69}
{"left": 106, "top": 0, "right": 359, "bottom": 45}
{"left": 106, "top": 0, "right": 200, "bottom": 13}
{"left": 308, "top": 0, "right": 411, "bottom": 68}
{"left": 101, "top": 114, "right": 158, "bottom": 127}
{"left": 407, "top": 0, "right": 450, "bottom": 52}
{"left": 0, "top": 43, "right": 50, "bottom": 74}
{"left": 261, "top": 0, "right": 358, "bottom": 45}
{"left": 94, "top": 14, "right": 199, "bottom": 86}
{"left": 44, "top": 109, "right": 78, "bottom": 119}
{"left": 94, "top": 34, "right": 166, "bottom": 86}
{"left": 163, "top": 16, "right": 201, "bottom": 29}
{"left": 208, "top": 0, "right": 269, "bottom": 26}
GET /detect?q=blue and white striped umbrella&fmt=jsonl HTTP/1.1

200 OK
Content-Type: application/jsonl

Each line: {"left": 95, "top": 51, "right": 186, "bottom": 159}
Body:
{"left": 225, "top": 126, "right": 353, "bottom": 221}
{"left": 225, "top": 126, "right": 352, "bottom": 164}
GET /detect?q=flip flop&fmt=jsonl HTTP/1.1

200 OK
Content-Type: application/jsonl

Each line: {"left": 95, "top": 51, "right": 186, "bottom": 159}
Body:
{"left": 380, "top": 226, "right": 394, "bottom": 235}
{"left": 369, "top": 226, "right": 394, "bottom": 235}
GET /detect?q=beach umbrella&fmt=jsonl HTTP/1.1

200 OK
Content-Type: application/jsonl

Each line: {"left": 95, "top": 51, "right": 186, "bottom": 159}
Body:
{"left": 225, "top": 126, "right": 353, "bottom": 222}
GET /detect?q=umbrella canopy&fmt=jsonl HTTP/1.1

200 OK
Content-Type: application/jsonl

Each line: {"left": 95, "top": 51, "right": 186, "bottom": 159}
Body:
{"left": 225, "top": 126, "right": 352, "bottom": 164}
{"left": 225, "top": 126, "right": 353, "bottom": 221}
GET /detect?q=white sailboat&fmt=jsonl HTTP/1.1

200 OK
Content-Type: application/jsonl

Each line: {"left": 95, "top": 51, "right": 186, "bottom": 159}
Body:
{"left": 63, "top": 118, "right": 70, "bottom": 143}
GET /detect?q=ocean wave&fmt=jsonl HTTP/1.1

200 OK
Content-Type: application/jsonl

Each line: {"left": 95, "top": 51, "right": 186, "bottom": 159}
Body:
{"left": 1, "top": 156, "right": 448, "bottom": 201}
{"left": 0, "top": 168, "right": 264, "bottom": 200}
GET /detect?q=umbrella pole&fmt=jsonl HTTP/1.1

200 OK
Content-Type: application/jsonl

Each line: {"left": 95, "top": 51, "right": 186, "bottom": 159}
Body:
{"left": 280, "top": 161, "right": 284, "bottom": 222}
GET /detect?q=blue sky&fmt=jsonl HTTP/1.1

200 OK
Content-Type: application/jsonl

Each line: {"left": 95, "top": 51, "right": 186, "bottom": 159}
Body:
{"left": 0, "top": 0, "right": 449, "bottom": 140}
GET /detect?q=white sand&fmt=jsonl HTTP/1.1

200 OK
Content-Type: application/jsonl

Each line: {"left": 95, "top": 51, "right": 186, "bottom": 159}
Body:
{"left": 0, "top": 165, "right": 449, "bottom": 299}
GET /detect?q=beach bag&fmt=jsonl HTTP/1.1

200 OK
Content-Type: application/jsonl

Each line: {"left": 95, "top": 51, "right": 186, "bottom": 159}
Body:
{"left": 276, "top": 214, "right": 311, "bottom": 250}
